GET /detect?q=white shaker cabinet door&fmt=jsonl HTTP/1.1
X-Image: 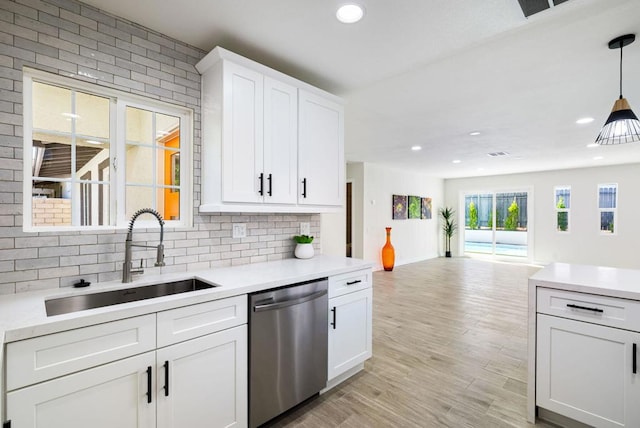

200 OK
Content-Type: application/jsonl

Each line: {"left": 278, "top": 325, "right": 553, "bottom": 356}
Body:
{"left": 263, "top": 76, "right": 298, "bottom": 204}
{"left": 156, "top": 325, "right": 248, "bottom": 428}
{"left": 328, "top": 288, "right": 373, "bottom": 380}
{"left": 298, "top": 90, "right": 344, "bottom": 207}
{"left": 221, "top": 61, "right": 264, "bottom": 204}
{"left": 6, "top": 352, "right": 156, "bottom": 428}
{"left": 537, "top": 314, "right": 640, "bottom": 428}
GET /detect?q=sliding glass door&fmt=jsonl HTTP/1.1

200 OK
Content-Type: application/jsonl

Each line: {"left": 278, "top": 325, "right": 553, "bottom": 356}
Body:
{"left": 464, "top": 191, "right": 529, "bottom": 258}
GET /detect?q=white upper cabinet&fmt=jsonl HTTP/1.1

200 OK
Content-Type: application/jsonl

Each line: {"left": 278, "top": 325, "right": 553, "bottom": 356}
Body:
{"left": 264, "top": 77, "right": 298, "bottom": 205}
{"left": 196, "top": 47, "right": 344, "bottom": 213}
{"left": 221, "top": 61, "right": 264, "bottom": 204}
{"left": 298, "top": 90, "right": 345, "bottom": 207}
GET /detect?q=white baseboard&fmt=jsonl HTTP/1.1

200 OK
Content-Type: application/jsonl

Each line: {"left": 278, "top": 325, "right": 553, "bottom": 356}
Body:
{"left": 320, "top": 363, "right": 364, "bottom": 394}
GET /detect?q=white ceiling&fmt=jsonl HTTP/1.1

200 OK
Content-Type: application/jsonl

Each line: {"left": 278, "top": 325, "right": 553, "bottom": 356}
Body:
{"left": 79, "top": 0, "right": 640, "bottom": 178}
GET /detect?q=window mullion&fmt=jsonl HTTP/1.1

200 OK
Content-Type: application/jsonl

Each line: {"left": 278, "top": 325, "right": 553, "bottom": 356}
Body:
{"left": 116, "top": 100, "right": 127, "bottom": 227}
{"left": 70, "top": 90, "right": 79, "bottom": 227}
{"left": 152, "top": 112, "right": 157, "bottom": 211}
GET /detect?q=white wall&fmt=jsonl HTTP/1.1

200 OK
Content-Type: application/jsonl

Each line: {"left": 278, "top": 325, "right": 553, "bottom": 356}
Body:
{"left": 444, "top": 163, "right": 640, "bottom": 269}
{"left": 360, "top": 163, "right": 444, "bottom": 269}
{"left": 348, "top": 163, "right": 365, "bottom": 259}
{"left": 320, "top": 210, "right": 346, "bottom": 257}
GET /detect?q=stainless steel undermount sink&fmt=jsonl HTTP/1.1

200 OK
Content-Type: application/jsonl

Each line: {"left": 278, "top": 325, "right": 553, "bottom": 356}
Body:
{"left": 45, "top": 279, "right": 216, "bottom": 316}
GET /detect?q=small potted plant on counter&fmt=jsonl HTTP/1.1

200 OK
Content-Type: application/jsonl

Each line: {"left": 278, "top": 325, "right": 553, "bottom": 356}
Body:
{"left": 293, "top": 235, "right": 314, "bottom": 259}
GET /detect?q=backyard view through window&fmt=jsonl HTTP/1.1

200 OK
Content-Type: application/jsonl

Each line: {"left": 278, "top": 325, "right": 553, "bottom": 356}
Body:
{"left": 555, "top": 186, "right": 570, "bottom": 232}
{"left": 25, "top": 74, "right": 191, "bottom": 230}
{"left": 598, "top": 184, "right": 617, "bottom": 234}
{"left": 464, "top": 191, "right": 528, "bottom": 257}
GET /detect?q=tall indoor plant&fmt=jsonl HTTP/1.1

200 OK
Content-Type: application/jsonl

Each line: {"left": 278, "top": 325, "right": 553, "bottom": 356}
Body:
{"left": 439, "top": 207, "right": 457, "bottom": 257}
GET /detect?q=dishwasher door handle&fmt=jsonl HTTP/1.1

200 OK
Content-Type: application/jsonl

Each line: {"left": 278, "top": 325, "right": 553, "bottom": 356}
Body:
{"left": 254, "top": 289, "right": 327, "bottom": 312}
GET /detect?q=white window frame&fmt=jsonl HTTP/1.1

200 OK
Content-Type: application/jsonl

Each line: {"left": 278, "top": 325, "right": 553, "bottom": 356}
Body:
{"left": 597, "top": 183, "right": 618, "bottom": 235}
{"left": 554, "top": 185, "right": 570, "bottom": 233}
{"left": 23, "top": 68, "right": 193, "bottom": 232}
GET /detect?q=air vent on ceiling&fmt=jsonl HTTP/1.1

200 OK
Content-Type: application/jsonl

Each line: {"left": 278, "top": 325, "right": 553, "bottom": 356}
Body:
{"left": 517, "top": 0, "right": 570, "bottom": 18}
{"left": 487, "top": 151, "right": 510, "bottom": 157}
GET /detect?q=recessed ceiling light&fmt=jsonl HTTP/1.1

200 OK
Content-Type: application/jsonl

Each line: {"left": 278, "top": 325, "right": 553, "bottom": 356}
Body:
{"left": 85, "top": 140, "right": 103, "bottom": 145}
{"left": 576, "top": 117, "right": 594, "bottom": 125}
{"left": 62, "top": 113, "right": 80, "bottom": 119}
{"left": 469, "top": 131, "right": 481, "bottom": 136}
{"left": 411, "top": 145, "right": 421, "bottom": 151}
{"left": 336, "top": 4, "right": 364, "bottom": 23}
{"left": 593, "top": 156, "right": 604, "bottom": 160}
{"left": 586, "top": 143, "right": 599, "bottom": 148}
{"left": 452, "top": 159, "right": 461, "bottom": 164}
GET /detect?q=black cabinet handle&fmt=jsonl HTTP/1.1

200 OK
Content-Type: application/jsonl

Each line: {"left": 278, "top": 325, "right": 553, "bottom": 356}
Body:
{"left": 146, "top": 366, "right": 152, "bottom": 403}
{"left": 258, "top": 173, "right": 264, "bottom": 196}
{"left": 163, "top": 360, "right": 170, "bottom": 396}
{"left": 633, "top": 343, "right": 637, "bottom": 374}
{"left": 331, "top": 307, "right": 336, "bottom": 329}
{"left": 267, "top": 173, "right": 272, "bottom": 196}
{"left": 566, "top": 303, "right": 604, "bottom": 313}
{"left": 346, "top": 280, "right": 362, "bottom": 286}
{"left": 302, "top": 178, "right": 307, "bottom": 198}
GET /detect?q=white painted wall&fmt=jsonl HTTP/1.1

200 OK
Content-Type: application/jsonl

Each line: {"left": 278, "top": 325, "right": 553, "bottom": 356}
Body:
{"left": 360, "top": 163, "right": 444, "bottom": 270}
{"left": 347, "top": 163, "right": 364, "bottom": 259}
{"left": 444, "top": 163, "right": 640, "bottom": 269}
{"left": 320, "top": 209, "right": 345, "bottom": 257}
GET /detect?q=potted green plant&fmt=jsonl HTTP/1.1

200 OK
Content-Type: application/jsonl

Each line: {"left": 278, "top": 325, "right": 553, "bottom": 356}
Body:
{"left": 293, "top": 235, "right": 314, "bottom": 259}
{"left": 439, "top": 207, "right": 457, "bottom": 257}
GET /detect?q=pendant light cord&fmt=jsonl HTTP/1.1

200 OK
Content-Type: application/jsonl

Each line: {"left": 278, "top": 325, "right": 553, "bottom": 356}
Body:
{"left": 619, "top": 43, "right": 624, "bottom": 100}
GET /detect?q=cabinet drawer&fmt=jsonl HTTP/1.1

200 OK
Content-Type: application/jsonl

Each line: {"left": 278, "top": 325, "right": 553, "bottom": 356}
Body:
{"left": 329, "top": 269, "right": 371, "bottom": 298}
{"left": 157, "top": 295, "right": 247, "bottom": 347}
{"left": 537, "top": 287, "right": 640, "bottom": 331}
{"left": 6, "top": 314, "right": 156, "bottom": 391}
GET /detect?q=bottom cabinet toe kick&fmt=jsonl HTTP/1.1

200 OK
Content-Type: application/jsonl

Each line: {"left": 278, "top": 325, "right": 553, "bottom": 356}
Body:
{"left": 0, "top": 258, "right": 374, "bottom": 428}
{"left": 528, "top": 263, "right": 640, "bottom": 428}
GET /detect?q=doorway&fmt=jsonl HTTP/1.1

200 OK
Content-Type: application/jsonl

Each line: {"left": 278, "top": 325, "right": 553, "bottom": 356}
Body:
{"left": 463, "top": 191, "right": 529, "bottom": 258}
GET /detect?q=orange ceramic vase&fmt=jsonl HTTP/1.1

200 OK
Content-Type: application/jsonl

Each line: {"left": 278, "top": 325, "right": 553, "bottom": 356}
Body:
{"left": 381, "top": 227, "right": 395, "bottom": 271}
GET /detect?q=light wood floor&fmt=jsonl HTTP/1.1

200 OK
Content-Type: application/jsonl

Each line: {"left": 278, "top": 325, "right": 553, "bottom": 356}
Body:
{"left": 273, "top": 257, "right": 557, "bottom": 427}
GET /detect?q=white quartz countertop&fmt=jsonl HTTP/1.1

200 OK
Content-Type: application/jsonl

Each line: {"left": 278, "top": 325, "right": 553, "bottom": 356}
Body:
{"left": 0, "top": 255, "right": 373, "bottom": 343}
{"left": 529, "top": 262, "right": 640, "bottom": 300}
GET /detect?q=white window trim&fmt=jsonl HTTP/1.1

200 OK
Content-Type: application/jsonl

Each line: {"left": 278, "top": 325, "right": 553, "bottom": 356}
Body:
{"left": 554, "top": 185, "right": 570, "bottom": 234}
{"left": 23, "top": 68, "right": 193, "bottom": 232}
{"left": 597, "top": 183, "right": 618, "bottom": 236}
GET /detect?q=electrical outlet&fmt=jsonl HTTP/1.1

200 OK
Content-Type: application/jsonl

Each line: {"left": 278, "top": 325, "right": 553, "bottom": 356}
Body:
{"left": 300, "top": 222, "right": 310, "bottom": 236}
{"left": 232, "top": 223, "right": 247, "bottom": 239}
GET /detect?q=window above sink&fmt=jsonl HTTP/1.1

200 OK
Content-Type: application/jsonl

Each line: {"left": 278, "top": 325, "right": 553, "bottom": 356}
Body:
{"left": 23, "top": 68, "right": 194, "bottom": 232}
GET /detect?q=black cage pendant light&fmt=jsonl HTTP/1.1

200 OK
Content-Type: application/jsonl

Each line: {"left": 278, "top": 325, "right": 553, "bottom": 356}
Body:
{"left": 595, "top": 34, "right": 640, "bottom": 145}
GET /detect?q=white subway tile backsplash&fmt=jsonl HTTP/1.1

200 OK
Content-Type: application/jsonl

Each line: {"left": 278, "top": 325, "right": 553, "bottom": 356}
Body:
{"left": 0, "top": 0, "right": 320, "bottom": 293}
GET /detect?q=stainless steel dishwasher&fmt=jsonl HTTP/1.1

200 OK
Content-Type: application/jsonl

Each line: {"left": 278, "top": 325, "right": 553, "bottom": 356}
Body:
{"left": 249, "top": 278, "right": 328, "bottom": 428}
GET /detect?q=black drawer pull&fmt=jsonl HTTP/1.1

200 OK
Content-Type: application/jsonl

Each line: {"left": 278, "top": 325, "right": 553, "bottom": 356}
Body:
{"left": 146, "top": 366, "right": 152, "bottom": 403}
{"left": 302, "top": 178, "right": 307, "bottom": 198}
{"left": 566, "top": 303, "right": 603, "bottom": 313}
{"left": 331, "top": 307, "right": 336, "bottom": 329}
{"left": 633, "top": 343, "right": 637, "bottom": 374}
{"left": 163, "top": 360, "right": 170, "bottom": 396}
{"left": 267, "top": 173, "right": 272, "bottom": 196}
{"left": 258, "top": 173, "right": 264, "bottom": 196}
{"left": 346, "top": 280, "right": 362, "bottom": 286}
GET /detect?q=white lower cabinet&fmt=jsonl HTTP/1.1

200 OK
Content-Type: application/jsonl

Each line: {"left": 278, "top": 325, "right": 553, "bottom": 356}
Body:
{"left": 5, "top": 297, "right": 248, "bottom": 428}
{"left": 537, "top": 313, "right": 640, "bottom": 428}
{"left": 7, "top": 352, "right": 157, "bottom": 428}
{"left": 156, "top": 325, "right": 247, "bottom": 428}
{"left": 327, "top": 288, "right": 372, "bottom": 380}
